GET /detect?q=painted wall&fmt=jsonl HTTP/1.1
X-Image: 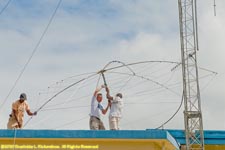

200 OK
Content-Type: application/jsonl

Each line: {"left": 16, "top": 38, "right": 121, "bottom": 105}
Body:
{"left": 3, "top": 129, "right": 225, "bottom": 150}
{"left": 0, "top": 138, "right": 176, "bottom": 150}
{"left": 0, "top": 130, "right": 179, "bottom": 150}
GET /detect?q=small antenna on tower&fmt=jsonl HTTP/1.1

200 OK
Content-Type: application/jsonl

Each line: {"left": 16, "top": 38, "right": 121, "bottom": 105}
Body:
{"left": 213, "top": 0, "right": 217, "bottom": 16}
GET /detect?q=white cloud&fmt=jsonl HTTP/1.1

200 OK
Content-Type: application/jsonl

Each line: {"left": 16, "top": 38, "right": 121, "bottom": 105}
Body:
{"left": 117, "top": 32, "right": 180, "bottom": 61}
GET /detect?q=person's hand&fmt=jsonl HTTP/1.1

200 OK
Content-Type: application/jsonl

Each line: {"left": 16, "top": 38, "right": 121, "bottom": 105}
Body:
{"left": 33, "top": 111, "right": 37, "bottom": 116}
{"left": 18, "top": 122, "right": 22, "bottom": 128}
{"left": 108, "top": 101, "right": 112, "bottom": 107}
{"left": 106, "top": 87, "right": 109, "bottom": 93}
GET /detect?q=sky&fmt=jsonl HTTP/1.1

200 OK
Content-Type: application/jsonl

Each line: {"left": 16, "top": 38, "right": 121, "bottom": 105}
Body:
{"left": 0, "top": 0, "right": 225, "bottom": 130}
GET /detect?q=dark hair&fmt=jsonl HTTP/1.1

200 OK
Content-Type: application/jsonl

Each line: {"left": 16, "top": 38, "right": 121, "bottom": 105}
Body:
{"left": 20, "top": 93, "right": 27, "bottom": 100}
{"left": 97, "top": 93, "right": 102, "bottom": 96}
{"left": 116, "top": 93, "right": 122, "bottom": 98}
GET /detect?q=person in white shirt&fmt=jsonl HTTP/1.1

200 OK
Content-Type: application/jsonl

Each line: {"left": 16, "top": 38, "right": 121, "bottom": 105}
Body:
{"left": 106, "top": 87, "right": 123, "bottom": 130}
{"left": 89, "top": 85, "right": 110, "bottom": 130}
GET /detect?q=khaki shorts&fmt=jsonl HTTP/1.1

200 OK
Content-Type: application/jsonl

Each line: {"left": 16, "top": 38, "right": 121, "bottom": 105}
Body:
{"left": 89, "top": 116, "right": 105, "bottom": 130}
{"left": 7, "top": 116, "right": 22, "bottom": 129}
{"left": 109, "top": 116, "right": 120, "bottom": 130}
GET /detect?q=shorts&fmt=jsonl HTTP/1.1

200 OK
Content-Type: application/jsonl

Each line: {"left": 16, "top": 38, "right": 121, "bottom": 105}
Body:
{"left": 109, "top": 116, "right": 120, "bottom": 130}
{"left": 89, "top": 116, "right": 105, "bottom": 130}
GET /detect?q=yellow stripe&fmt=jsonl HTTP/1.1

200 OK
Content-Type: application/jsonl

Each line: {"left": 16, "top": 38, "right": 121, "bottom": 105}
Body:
{"left": 0, "top": 138, "right": 176, "bottom": 150}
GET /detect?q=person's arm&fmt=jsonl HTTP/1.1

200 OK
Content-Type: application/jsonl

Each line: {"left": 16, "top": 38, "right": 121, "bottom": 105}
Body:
{"left": 101, "top": 102, "right": 111, "bottom": 115}
{"left": 25, "top": 103, "right": 37, "bottom": 116}
{"left": 94, "top": 85, "right": 105, "bottom": 97}
{"left": 106, "top": 87, "right": 113, "bottom": 101}
{"left": 26, "top": 109, "right": 37, "bottom": 116}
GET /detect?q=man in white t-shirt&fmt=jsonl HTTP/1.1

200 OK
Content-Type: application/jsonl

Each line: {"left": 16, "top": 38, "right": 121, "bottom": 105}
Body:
{"left": 106, "top": 87, "right": 123, "bottom": 130}
{"left": 89, "top": 85, "right": 110, "bottom": 130}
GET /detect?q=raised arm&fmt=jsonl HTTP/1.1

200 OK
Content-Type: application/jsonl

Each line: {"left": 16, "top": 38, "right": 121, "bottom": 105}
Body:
{"left": 94, "top": 85, "right": 105, "bottom": 97}
{"left": 106, "top": 87, "right": 113, "bottom": 101}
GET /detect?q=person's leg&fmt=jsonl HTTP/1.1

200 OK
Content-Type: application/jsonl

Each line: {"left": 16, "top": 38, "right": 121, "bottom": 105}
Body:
{"left": 99, "top": 120, "right": 105, "bottom": 130}
{"left": 109, "top": 117, "right": 117, "bottom": 130}
{"left": 89, "top": 117, "right": 100, "bottom": 130}
{"left": 116, "top": 117, "right": 121, "bottom": 130}
{"left": 7, "top": 117, "right": 18, "bottom": 129}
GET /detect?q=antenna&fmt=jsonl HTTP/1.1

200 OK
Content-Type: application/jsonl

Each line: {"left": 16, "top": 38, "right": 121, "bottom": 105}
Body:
{"left": 178, "top": 0, "right": 204, "bottom": 149}
{"left": 214, "top": 0, "right": 216, "bottom": 16}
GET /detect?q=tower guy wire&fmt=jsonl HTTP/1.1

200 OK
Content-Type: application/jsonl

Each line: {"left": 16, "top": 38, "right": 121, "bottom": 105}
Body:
{"left": 0, "top": 0, "right": 62, "bottom": 110}
{"left": 214, "top": 0, "right": 217, "bottom": 16}
{"left": 0, "top": 0, "right": 12, "bottom": 16}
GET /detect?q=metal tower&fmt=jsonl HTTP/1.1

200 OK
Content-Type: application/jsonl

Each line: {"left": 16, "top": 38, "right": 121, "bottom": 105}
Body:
{"left": 178, "top": 0, "right": 204, "bottom": 149}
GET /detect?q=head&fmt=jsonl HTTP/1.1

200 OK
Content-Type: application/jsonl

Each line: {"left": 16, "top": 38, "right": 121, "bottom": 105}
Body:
{"left": 19, "top": 93, "right": 27, "bottom": 103}
{"left": 96, "top": 93, "right": 103, "bottom": 102}
{"left": 116, "top": 93, "right": 123, "bottom": 99}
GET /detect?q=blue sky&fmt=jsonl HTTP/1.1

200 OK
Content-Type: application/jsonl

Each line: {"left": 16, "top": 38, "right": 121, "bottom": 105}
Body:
{"left": 0, "top": 0, "right": 225, "bottom": 130}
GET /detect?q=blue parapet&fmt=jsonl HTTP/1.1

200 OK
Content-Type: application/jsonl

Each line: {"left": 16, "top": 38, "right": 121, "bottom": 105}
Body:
{"left": 0, "top": 129, "right": 173, "bottom": 139}
{"left": 2, "top": 129, "right": 225, "bottom": 146}
{"left": 167, "top": 129, "right": 225, "bottom": 145}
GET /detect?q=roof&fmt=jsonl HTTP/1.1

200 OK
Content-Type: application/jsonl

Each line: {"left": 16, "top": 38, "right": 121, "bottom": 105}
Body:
{"left": 2, "top": 129, "right": 225, "bottom": 150}
{"left": 0, "top": 129, "right": 179, "bottom": 150}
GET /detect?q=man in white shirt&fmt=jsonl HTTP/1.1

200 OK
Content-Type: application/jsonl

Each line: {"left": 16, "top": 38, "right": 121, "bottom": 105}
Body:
{"left": 106, "top": 87, "right": 123, "bottom": 130}
{"left": 89, "top": 85, "right": 110, "bottom": 130}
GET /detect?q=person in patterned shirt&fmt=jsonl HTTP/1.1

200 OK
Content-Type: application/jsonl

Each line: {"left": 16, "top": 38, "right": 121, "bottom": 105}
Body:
{"left": 7, "top": 93, "right": 37, "bottom": 129}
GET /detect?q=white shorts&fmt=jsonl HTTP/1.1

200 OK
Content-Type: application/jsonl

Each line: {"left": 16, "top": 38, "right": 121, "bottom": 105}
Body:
{"left": 109, "top": 116, "right": 120, "bottom": 130}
